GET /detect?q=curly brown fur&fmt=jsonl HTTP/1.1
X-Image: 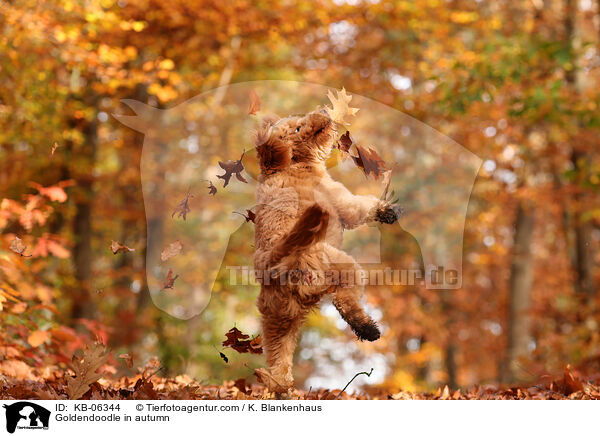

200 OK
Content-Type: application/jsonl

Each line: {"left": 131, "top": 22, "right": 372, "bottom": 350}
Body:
{"left": 253, "top": 108, "right": 393, "bottom": 393}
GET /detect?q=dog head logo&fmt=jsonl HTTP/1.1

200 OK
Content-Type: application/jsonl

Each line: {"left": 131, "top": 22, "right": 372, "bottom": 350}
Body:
{"left": 113, "top": 81, "right": 481, "bottom": 319}
{"left": 3, "top": 402, "right": 50, "bottom": 433}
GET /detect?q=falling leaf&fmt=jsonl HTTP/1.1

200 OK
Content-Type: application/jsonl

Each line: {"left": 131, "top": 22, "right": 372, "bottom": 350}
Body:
{"left": 27, "top": 330, "right": 49, "bottom": 347}
{"left": 325, "top": 87, "right": 359, "bottom": 126}
{"left": 352, "top": 145, "right": 387, "bottom": 179}
{"left": 51, "top": 142, "right": 59, "bottom": 156}
{"left": 171, "top": 190, "right": 193, "bottom": 220}
{"left": 219, "top": 351, "right": 229, "bottom": 363}
{"left": 222, "top": 327, "right": 263, "bottom": 354}
{"left": 206, "top": 180, "right": 217, "bottom": 196}
{"left": 232, "top": 209, "right": 256, "bottom": 223}
{"left": 67, "top": 343, "right": 109, "bottom": 400}
{"left": 217, "top": 150, "right": 247, "bottom": 187}
{"left": 9, "top": 237, "right": 31, "bottom": 257}
{"left": 160, "top": 240, "right": 183, "bottom": 262}
{"left": 119, "top": 353, "right": 134, "bottom": 368}
{"left": 248, "top": 90, "right": 261, "bottom": 115}
{"left": 111, "top": 240, "right": 135, "bottom": 254}
{"left": 337, "top": 131, "right": 353, "bottom": 153}
{"left": 162, "top": 268, "right": 179, "bottom": 290}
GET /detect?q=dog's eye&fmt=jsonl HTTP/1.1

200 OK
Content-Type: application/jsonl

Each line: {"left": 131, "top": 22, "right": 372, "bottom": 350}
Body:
{"left": 295, "top": 126, "right": 301, "bottom": 133}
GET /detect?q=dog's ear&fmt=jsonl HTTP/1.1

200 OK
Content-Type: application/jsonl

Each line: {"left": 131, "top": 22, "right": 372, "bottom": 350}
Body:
{"left": 255, "top": 116, "right": 291, "bottom": 175}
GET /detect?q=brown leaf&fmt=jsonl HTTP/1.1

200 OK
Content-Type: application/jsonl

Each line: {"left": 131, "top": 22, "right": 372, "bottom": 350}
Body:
{"left": 254, "top": 367, "right": 286, "bottom": 393}
{"left": 171, "top": 191, "right": 193, "bottom": 220}
{"left": 133, "top": 377, "right": 158, "bottom": 400}
{"left": 337, "top": 131, "right": 353, "bottom": 153}
{"left": 222, "top": 327, "right": 263, "bottom": 354}
{"left": 119, "top": 353, "right": 134, "bottom": 368}
{"left": 51, "top": 142, "right": 59, "bottom": 156}
{"left": 217, "top": 150, "right": 247, "bottom": 187}
{"left": 111, "top": 240, "right": 135, "bottom": 254}
{"left": 9, "top": 237, "right": 31, "bottom": 257}
{"left": 352, "top": 145, "right": 387, "bottom": 179}
{"left": 162, "top": 268, "right": 179, "bottom": 290}
{"left": 233, "top": 209, "right": 256, "bottom": 223}
{"left": 160, "top": 240, "right": 183, "bottom": 262}
{"left": 248, "top": 90, "right": 261, "bottom": 115}
{"left": 207, "top": 180, "right": 217, "bottom": 196}
{"left": 67, "top": 343, "right": 109, "bottom": 400}
{"left": 562, "top": 365, "right": 584, "bottom": 395}
{"left": 234, "top": 378, "right": 248, "bottom": 394}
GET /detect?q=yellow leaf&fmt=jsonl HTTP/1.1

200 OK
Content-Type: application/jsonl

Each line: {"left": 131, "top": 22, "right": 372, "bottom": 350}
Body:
{"left": 325, "top": 88, "right": 359, "bottom": 126}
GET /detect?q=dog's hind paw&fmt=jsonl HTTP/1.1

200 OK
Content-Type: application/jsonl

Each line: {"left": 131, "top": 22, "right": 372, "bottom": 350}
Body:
{"left": 352, "top": 319, "right": 381, "bottom": 342}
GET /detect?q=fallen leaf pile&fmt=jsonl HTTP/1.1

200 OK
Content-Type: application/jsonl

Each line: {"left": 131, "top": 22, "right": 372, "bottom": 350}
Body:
{"left": 2, "top": 361, "right": 599, "bottom": 400}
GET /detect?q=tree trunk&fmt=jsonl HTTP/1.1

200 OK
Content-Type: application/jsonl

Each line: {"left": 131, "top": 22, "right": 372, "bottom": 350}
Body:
{"left": 70, "top": 112, "right": 98, "bottom": 320}
{"left": 501, "top": 202, "right": 535, "bottom": 383}
{"left": 565, "top": 0, "right": 596, "bottom": 298}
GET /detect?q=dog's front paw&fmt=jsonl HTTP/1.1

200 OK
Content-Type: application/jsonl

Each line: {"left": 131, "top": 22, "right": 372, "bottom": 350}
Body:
{"left": 375, "top": 203, "right": 403, "bottom": 224}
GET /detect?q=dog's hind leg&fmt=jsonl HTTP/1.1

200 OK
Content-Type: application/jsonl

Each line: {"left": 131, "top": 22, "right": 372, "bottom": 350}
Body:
{"left": 324, "top": 245, "right": 381, "bottom": 342}
{"left": 258, "top": 296, "right": 307, "bottom": 395}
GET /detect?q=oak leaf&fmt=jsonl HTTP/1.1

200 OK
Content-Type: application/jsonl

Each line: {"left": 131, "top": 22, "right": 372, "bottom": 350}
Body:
{"left": 171, "top": 191, "right": 193, "bottom": 220}
{"left": 222, "top": 327, "right": 263, "bottom": 354}
{"left": 206, "top": 180, "right": 217, "bottom": 196}
{"left": 337, "top": 131, "right": 353, "bottom": 153}
{"left": 325, "top": 88, "right": 359, "bottom": 126}
{"left": 352, "top": 145, "right": 387, "bottom": 179}
{"left": 217, "top": 151, "right": 248, "bottom": 187}
{"left": 67, "top": 343, "right": 109, "bottom": 400}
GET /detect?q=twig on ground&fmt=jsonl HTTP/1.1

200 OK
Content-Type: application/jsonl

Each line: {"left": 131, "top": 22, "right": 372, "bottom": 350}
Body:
{"left": 335, "top": 368, "right": 374, "bottom": 400}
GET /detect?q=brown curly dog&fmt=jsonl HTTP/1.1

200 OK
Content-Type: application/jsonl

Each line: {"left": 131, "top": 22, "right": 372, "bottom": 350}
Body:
{"left": 253, "top": 108, "right": 400, "bottom": 394}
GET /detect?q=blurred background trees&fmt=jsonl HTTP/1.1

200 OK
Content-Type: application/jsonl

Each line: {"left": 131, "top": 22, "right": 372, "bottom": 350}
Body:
{"left": 1, "top": 0, "right": 599, "bottom": 392}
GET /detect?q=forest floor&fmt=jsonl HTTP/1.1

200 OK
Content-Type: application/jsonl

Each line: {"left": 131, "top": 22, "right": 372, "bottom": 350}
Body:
{"left": 2, "top": 366, "right": 600, "bottom": 400}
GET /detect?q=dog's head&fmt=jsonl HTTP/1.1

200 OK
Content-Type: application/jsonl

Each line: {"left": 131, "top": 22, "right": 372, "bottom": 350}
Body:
{"left": 255, "top": 108, "right": 335, "bottom": 175}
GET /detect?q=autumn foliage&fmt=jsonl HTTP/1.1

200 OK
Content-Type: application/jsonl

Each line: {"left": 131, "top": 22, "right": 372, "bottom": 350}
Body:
{"left": 1, "top": 0, "right": 600, "bottom": 399}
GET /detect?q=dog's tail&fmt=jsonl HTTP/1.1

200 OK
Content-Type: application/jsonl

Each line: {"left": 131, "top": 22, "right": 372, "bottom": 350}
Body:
{"left": 269, "top": 204, "right": 329, "bottom": 267}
